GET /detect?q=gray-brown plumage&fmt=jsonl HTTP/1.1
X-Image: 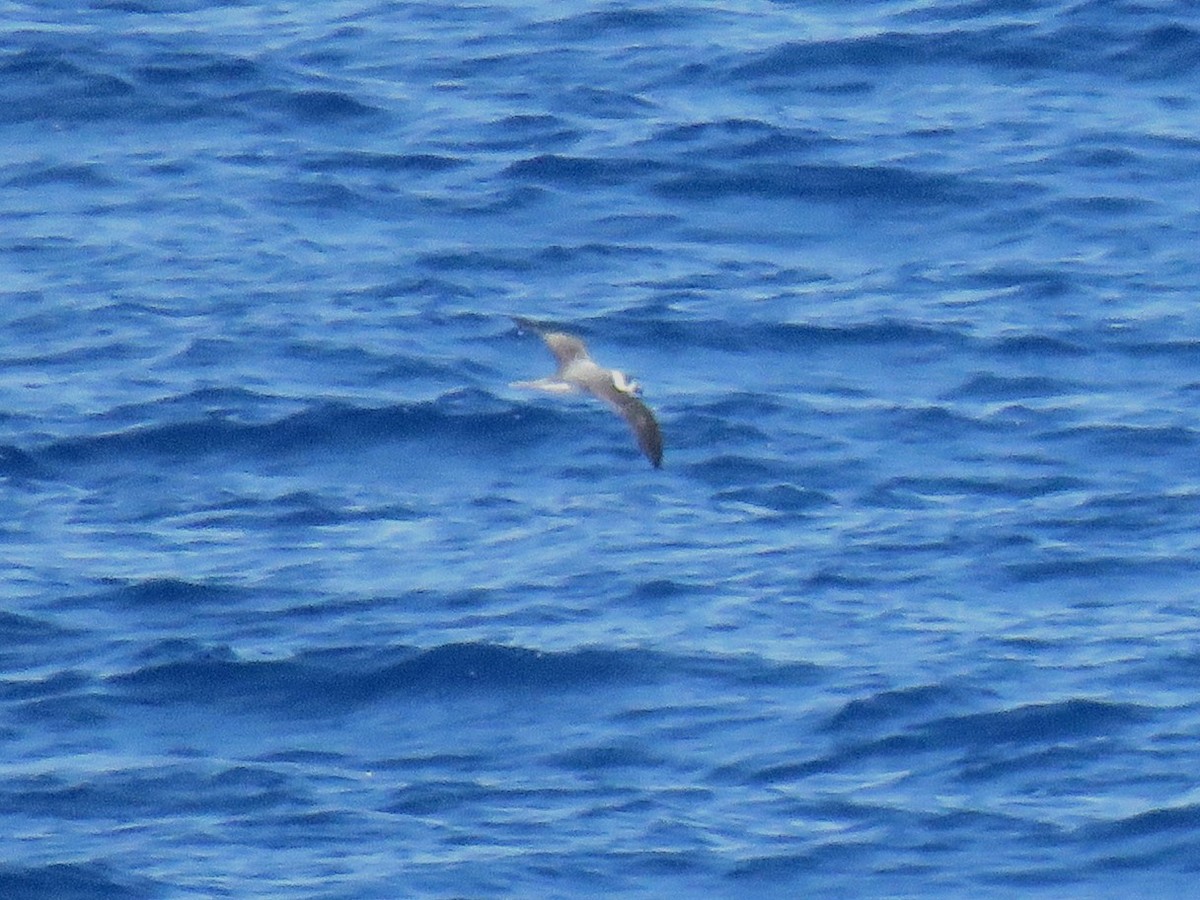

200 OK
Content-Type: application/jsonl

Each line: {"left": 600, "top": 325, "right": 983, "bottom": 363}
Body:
{"left": 511, "top": 318, "right": 663, "bottom": 468}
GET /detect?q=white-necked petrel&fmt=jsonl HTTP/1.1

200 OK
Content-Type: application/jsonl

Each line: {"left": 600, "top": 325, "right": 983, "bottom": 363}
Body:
{"left": 511, "top": 318, "right": 663, "bottom": 468}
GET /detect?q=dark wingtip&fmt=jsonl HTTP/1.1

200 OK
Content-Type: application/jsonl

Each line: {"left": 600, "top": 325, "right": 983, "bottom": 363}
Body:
{"left": 642, "top": 433, "right": 664, "bottom": 469}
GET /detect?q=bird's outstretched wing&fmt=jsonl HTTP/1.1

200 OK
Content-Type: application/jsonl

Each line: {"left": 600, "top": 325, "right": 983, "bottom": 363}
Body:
{"left": 589, "top": 379, "right": 664, "bottom": 468}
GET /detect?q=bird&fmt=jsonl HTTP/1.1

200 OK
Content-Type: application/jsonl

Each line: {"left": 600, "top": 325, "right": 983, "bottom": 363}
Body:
{"left": 510, "top": 317, "right": 663, "bottom": 468}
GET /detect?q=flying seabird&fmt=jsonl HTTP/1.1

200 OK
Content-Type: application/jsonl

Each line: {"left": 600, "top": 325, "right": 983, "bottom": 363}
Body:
{"left": 511, "top": 317, "right": 663, "bottom": 468}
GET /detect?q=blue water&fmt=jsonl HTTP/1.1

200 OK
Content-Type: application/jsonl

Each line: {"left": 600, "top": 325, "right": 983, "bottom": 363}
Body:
{"left": 4, "top": 1, "right": 1200, "bottom": 896}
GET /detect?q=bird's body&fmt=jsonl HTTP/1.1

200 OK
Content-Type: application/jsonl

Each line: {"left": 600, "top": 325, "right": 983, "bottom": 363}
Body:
{"left": 511, "top": 318, "right": 663, "bottom": 468}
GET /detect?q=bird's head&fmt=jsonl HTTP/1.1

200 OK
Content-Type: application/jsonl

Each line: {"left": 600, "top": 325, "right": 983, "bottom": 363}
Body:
{"left": 611, "top": 370, "right": 641, "bottom": 395}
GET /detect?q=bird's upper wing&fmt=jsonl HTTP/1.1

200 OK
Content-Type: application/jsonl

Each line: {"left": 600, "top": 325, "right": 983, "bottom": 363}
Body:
{"left": 512, "top": 317, "right": 589, "bottom": 365}
{"left": 541, "top": 333, "right": 590, "bottom": 372}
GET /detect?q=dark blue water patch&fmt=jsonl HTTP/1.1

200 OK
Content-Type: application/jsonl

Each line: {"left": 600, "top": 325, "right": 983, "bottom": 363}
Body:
{"left": 197, "top": 490, "right": 423, "bottom": 529}
{"left": 126, "top": 638, "right": 222, "bottom": 669}
{"left": 958, "top": 738, "right": 1122, "bottom": 783}
{"left": 109, "top": 642, "right": 670, "bottom": 714}
{"left": 784, "top": 319, "right": 970, "bottom": 351}
{"left": 851, "top": 480, "right": 967, "bottom": 517}
{"left": 108, "top": 641, "right": 824, "bottom": 719}
{"left": 653, "top": 162, "right": 986, "bottom": 207}
{"left": 135, "top": 51, "right": 260, "bottom": 87}
{"left": 739, "top": 698, "right": 1151, "bottom": 786}
{"left": 992, "top": 333, "right": 1091, "bottom": 358}
{"left": 963, "top": 263, "right": 1077, "bottom": 300}
{"left": 0, "top": 446, "right": 47, "bottom": 480}
{"left": 94, "top": 0, "right": 225, "bottom": 11}
{"left": 86, "top": 578, "right": 246, "bottom": 610}
{"left": 603, "top": 849, "right": 712, "bottom": 880}
{"left": 505, "top": 153, "right": 668, "bottom": 187}
{"left": 727, "top": 844, "right": 877, "bottom": 884}
{"left": 0, "top": 339, "right": 143, "bottom": 372}
{"left": 730, "top": 128, "right": 847, "bottom": 163}
{"left": 423, "top": 240, "right": 661, "bottom": 284}
{"left": 713, "top": 484, "right": 834, "bottom": 515}
{"left": 547, "top": 741, "right": 665, "bottom": 772}
{"left": 0, "top": 861, "right": 159, "bottom": 900}
{"left": 282, "top": 340, "right": 466, "bottom": 383}
{"left": 0, "top": 613, "right": 82, "bottom": 672}
{"left": 865, "top": 473, "right": 1086, "bottom": 505}
{"left": 679, "top": 653, "right": 824, "bottom": 689}
{"left": 1, "top": 763, "right": 295, "bottom": 821}
{"left": 648, "top": 116, "right": 844, "bottom": 162}
{"left": 463, "top": 113, "right": 581, "bottom": 152}
{"left": 871, "top": 403, "right": 1000, "bottom": 443}
{"left": 371, "top": 750, "right": 491, "bottom": 778}
{"left": 1082, "top": 804, "right": 1200, "bottom": 841}
{"left": 299, "top": 150, "right": 466, "bottom": 175}
{"left": 802, "top": 568, "right": 893, "bottom": 591}
{"left": 542, "top": 7, "right": 684, "bottom": 41}
{"left": 3, "top": 162, "right": 118, "bottom": 190}
{"left": 1051, "top": 141, "right": 1145, "bottom": 174}
{"left": 922, "top": 699, "right": 1152, "bottom": 748}
{"left": 1116, "top": 338, "right": 1200, "bottom": 361}
{"left": 601, "top": 317, "right": 972, "bottom": 355}
{"left": 1126, "top": 650, "right": 1200, "bottom": 691}
{"left": 1051, "top": 195, "right": 1154, "bottom": 217}
{"left": 370, "top": 643, "right": 663, "bottom": 695}
{"left": 0, "top": 610, "right": 66, "bottom": 645}
{"left": 654, "top": 117, "right": 778, "bottom": 146}
{"left": 97, "top": 386, "right": 292, "bottom": 431}
{"left": 383, "top": 779, "right": 495, "bottom": 816}
{"left": 37, "top": 417, "right": 245, "bottom": 465}
{"left": 1002, "top": 553, "right": 1195, "bottom": 586}
{"left": 728, "top": 25, "right": 1066, "bottom": 82}
{"left": 9, "top": 697, "right": 111, "bottom": 734}
{"left": 1042, "top": 424, "right": 1196, "bottom": 456}
{"left": 903, "top": 0, "right": 1052, "bottom": 23}
{"left": 690, "top": 392, "right": 808, "bottom": 420}
{"left": 1109, "top": 23, "right": 1200, "bottom": 81}
{"left": 943, "top": 373, "right": 1081, "bottom": 401}
{"left": 254, "top": 87, "right": 384, "bottom": 123}
{"left": 269, "top": 176, "right": 380, "bottom": 213}
{"left": 739, "top": 14, "right": 1196, "bottom": 85}
{"left": 443, "top": 184, "right": 553, "bottom": 216}
{"left": 1048, "top": 491, "right": 1200, "bottom": 534}
{"left": 0, "top": 48, "right": 137, "bottom": 124}
{"left": 254, "top": 747, "right": 351, "bottom": 768}
{"left": 535, "top": 242, "right": 662, "bottom": 266}
{"left": 0, "top": 670, "right": 91, "bottom": 704}
{"left": 339, "top": 276, "right": 486, "bottom": 304}
{"left": 688, "top": 454, "right": 798, "bottom": 487}
{"left": 823, "top": 682, "right": 987, "bottom": 734}
{"left": 677, "top": 411, "right": 772, "bottom": 448}
{"left": 624, "top": 577, "right": 688, "bottom": 602}
{"left": 556, "top": 85, "right": 659, "bottom": 119}
{"left": 417, "top": 248, "right": 540, "bottom": 274}
{"left": 35, "top": 392, "right": 548, "bottom": 469}
{"left": 109, "top": 651, "right": 337, "bottom": 712}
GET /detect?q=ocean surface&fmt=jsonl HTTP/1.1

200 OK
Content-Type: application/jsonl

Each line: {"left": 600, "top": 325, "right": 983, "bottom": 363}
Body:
{"left": 3, "top": 1, "right": 1200, "bottom": 897}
